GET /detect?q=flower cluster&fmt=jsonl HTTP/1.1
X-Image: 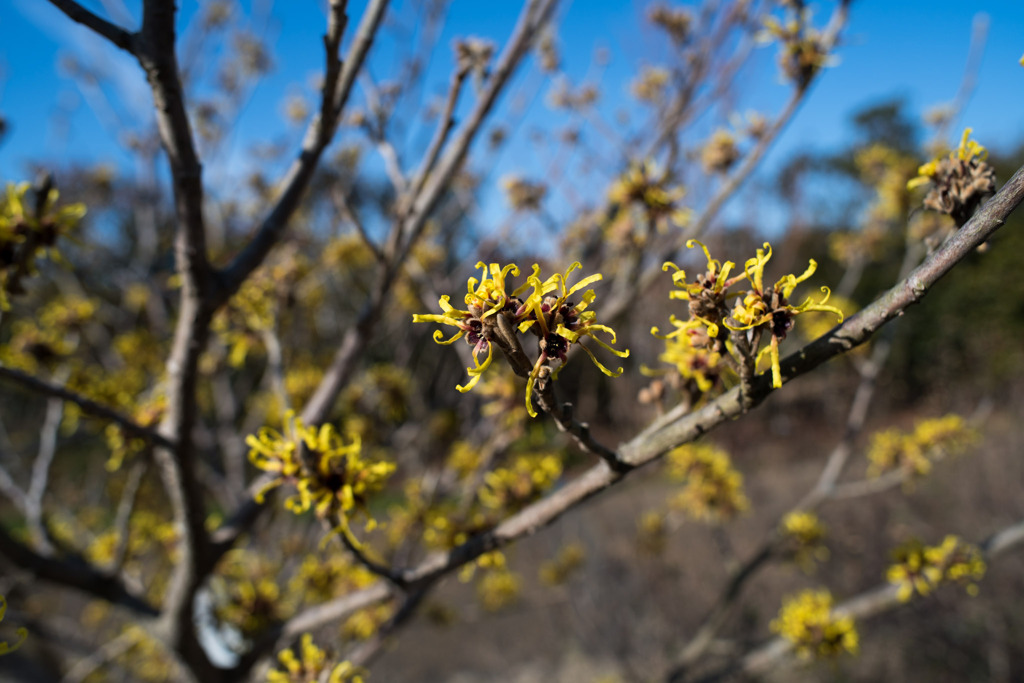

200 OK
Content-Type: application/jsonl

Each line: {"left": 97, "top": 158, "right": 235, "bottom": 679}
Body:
{"left": 478, "top": 453, "right": 563, "bottom": 512}
{"left": 771, "top": 589, "right": 859, "bottom": 659}
{"left": 665, "top": 442, "right": 749, "bottom": 521}
{"left": 887, "top": 535, "right": 986, "bottom": 602}
{"left": 413, "top": 261, "right": 628, "bottom": 417}
{"left": 866, "top": 413, "right": 977, "bottom": 479}
{"left": 0, "top": 594, "right": 26, "bottom": 656}
{"left": 246, "top": 411, "right": 395, "bottom": 534}
{"left": 701, "top": 129, "right": 741, "bottom": 174}
{"left": 607, "top": 161, "right": 691, "bottom": 235}
{"left": 269, "top": 633, "right": 366, "bottom": 683}
{"left": 212, "top": 247, "right": 311, "bottom": 367}
{"left": 656, "top": 240, "right": 841, "bottom": 392}
{"left": 0, "top": 180, "right": 85, "bottom": 309}
{"left": 342, "top": 604, "right": 395, "bottom": 640}
{"left": 780, "top": 511, "right": 829, "bottom": 572}
{"left": 631, "top": 66, "right": 671, "bottom": 103}
{"left": 907, "top": 128, "right": 996, "bottom": 226}
{"left": 287, "top": 554, "right": 376, "bottom": 606}
{"left": 758, "top": 4, "right": 832, "bottom": 89}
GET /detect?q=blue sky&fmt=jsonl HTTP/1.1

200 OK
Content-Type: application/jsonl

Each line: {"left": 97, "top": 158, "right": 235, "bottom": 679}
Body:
{"left": 2, "top": 1, "right": 1023, "bottom": 234}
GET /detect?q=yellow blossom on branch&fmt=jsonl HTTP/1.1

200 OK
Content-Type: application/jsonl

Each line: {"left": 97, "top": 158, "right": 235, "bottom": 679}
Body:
{"left": 771, "top": 589, "right": 858, "bottom": 659}
{"left": 780, "top": 511, "right": 829, "bottom": 571}
{"left": 412, "top": 262, "right": 530, "bottom": 392}
{"left": 414, "top": 261, "right": 628, "bottom": 418}
{"left": 518, "top": 262, "right": 629, "bottom": 416}
{"left": 907, "top": 128, "right": 996, "bottom": 226}
{"left": 867, "top": 414, "right": 977, "bottom": 479}
{"left": 665, "top": 442, "right": 749, "bottom": 521}
{"left": 726, "top": 242, "right": 843, "bottom": 388}
{"left": 887, "top": 535, "right": 985, "bottom": 602}
{"left": 268, "top": 633, "right": 367, "bottom": 683}
{"left": 246, "top": 411, "right": 395, "bottom": 535}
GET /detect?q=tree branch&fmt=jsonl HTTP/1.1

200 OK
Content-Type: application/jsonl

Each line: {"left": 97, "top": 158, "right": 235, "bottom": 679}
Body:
{"left": 46, "top": 0, "right": 137, "bottom": 54}
{"left": 218, "top": 0, "right": 389, "bottom": 301}
{"left": 0, "top": 364, "right": 175, "bottom": 450}
{"left": 0, "top": 525, "right": 158, "bottom": 618}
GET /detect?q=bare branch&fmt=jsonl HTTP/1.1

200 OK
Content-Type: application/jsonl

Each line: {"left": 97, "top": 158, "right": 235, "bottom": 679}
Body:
{"left": 400, "top": 59, "right": 471, "bottom": 221}
{"left": 0, "top": 364, "right": 175, "bottom": 450}
{"left": 47, "top": 0, "right": 136, "bottom": 54}
{"left": 398, "top": 0, "right": 560, "bottom": 258}
{"left": 219, "top": 0, "right": 390, "bottom": 300}
{"left": 0, "top": 525, "right": 158, "bottom": 618}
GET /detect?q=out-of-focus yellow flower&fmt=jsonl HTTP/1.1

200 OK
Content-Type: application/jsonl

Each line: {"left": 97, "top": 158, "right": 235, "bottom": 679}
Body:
{"left": 887, "top": 535, "right": 985, "bottom": 602}
{"left": 476, "top": 568, "right": 522, "bottom": 612}
{"left": 607, "top": 161, "right": 691, "bottom": 235}
{"left": 0, "top": 181, "right": 86, "bottom": 309}
{"left": 478, "top": 453, "right": 563, "bottom": 511}
{"left": 771, "top": 589, "right": 858, "bottom": 658}
{"left": 780, "top": 511, "right": 829, "bottom": 571}
{"left": 268, "top": 633, "right": 367, "bottom": 683}
{"left": 701, "top": 129, "right": 741, "bottom": 174}
{"left": 630, "top": 66, "right": 670, "bottom": 103}
{"left": 758, "top": 8, "right": 833, "bottom": 88}
{"left": 867, "top": 414, "right": 977, "bottom": 479}
{"left": 665, "top": 442, "right": 749, "bottom": 521}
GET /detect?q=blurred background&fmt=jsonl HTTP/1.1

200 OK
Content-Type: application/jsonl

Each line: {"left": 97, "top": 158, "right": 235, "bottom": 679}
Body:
{"left": 2, "top": 1, "right": 1024, "bottom": 681}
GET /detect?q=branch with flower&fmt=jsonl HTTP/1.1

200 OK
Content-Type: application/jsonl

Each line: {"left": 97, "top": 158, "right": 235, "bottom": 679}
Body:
{"left": 246, "top": 411, "right": 396, "bottom": 553}
{"left": 907, "top": 128, "right": 996, "bottom": 227}
{"left": 413, "top": 261, "right": 629, "bottom": 465}
{"left": 652, "top": 240, "right": 843, "bottom": 405}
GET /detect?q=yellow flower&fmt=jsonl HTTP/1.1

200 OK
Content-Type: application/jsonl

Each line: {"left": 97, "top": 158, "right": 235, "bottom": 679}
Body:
{"left": 415, "top": 262, "right": 627, "bottom": 417}
{"left": 665, "top": 442, "right": 749, "bottom": 522}
{"left": 607, "top": 161, "right": 691, "bottom": 234}
{"left": 476, "top": 568, "right": 522, "bottom": 612}
{"left": 867, "top": 414, "right": 977, "bottom": 479}
{"left": 726, "top": 242, "right": 843, "bottom": 388}
{"left": 413, "top": 262, "right": 530, "bottom": 392}
{"left": 518, "top": 263, "right": 629, "bottom": 417}
{"left": 268, "top": 633, "right": 367, "bottom": 683}
{"left": 771, "top": 589, "right": 858, "bottom": 659}
{"left": 539, "top": 542, "right": 586, "bottom": 586}
{"left": 246, "top": 411, "right": 395, "bottom": 533}
{"left": 888, "top": 536, "right": 985, "bottom": 602}
{"left": 780, "top": 511, "right": 829, "bottom": 571}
